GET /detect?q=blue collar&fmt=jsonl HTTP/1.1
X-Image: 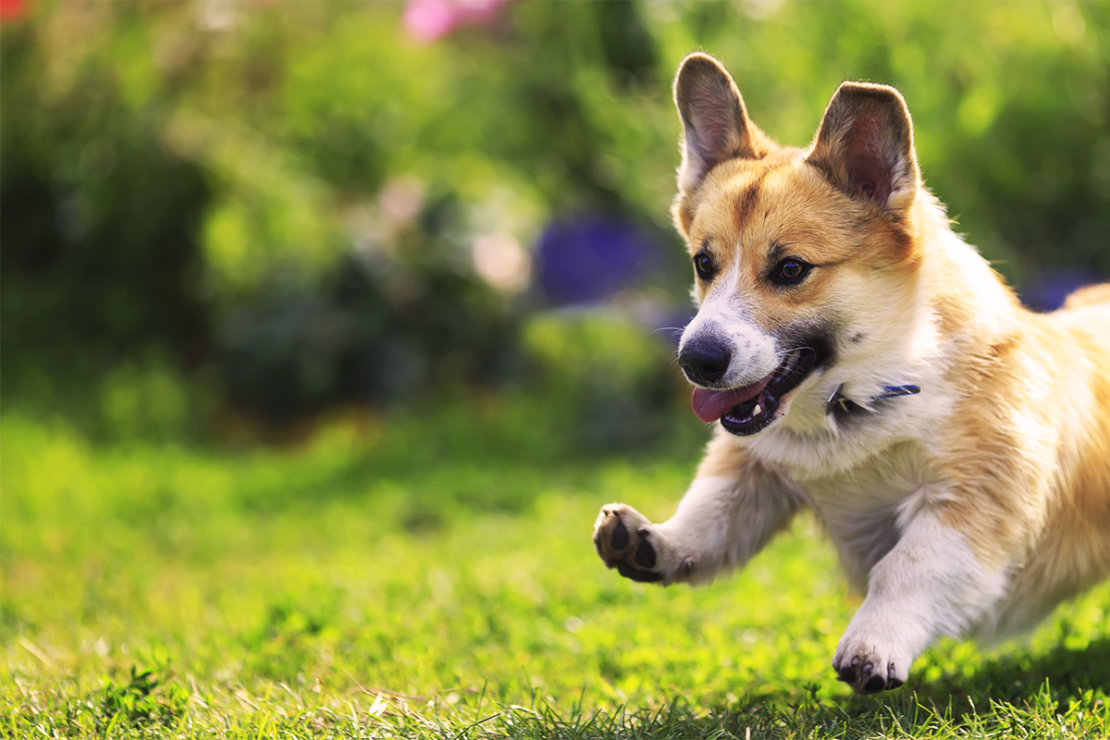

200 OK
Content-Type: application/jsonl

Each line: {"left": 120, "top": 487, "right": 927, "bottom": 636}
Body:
{"left": 826, "top": 383, "right": 920, "bottom": 418}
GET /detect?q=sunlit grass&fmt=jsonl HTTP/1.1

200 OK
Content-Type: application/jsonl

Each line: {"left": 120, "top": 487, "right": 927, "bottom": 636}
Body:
{"left": 2, "top": 410, "right": 1108, "bottom": 738}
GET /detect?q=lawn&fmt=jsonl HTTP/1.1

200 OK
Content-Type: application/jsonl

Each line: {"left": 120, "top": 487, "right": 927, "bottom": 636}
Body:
{"left": 2, "top": 406, "right": 1108, "bottom": 739}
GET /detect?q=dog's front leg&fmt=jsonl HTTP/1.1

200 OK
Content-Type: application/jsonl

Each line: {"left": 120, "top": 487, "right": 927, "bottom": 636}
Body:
{"left": 833, "top": 507, "right": 1008, "bottom": 693}
{"left": 593, "top": 442, "right": 801, "bottom": 585}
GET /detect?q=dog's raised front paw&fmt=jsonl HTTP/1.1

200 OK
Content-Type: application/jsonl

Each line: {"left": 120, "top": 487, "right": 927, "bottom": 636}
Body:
{"left": 593, "top": 504, "right": 661, "bottom": 582}
{"left": 832, "top": 631, "right": 911, "bottom": 694}
{"left": 593, "top": 504, "right": 691, "bottom": 584}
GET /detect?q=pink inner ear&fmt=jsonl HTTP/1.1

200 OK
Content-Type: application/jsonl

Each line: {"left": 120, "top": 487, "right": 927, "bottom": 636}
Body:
{"left": 841, "top": 109, "right": 894, "bottom": 205}
{"left": 845, "top": 152, "right": 892, "bottom": 204}
{"left": 685, "top": 77, "right": 743, "bottom": 174}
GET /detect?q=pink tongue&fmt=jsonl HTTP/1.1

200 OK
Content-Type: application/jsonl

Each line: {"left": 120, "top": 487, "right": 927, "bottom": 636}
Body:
{"left": 691, "top": 378, "right": 771, "bottom": 423}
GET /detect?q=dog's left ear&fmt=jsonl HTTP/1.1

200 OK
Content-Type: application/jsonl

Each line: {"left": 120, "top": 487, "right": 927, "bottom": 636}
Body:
{"left": 806, "top": 82, "right": 920, "bottom": 214}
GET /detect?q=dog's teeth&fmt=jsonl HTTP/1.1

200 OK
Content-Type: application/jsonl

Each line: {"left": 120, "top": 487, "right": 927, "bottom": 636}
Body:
{"left": 752, "top": 403, "right": 762, "bottom": 416}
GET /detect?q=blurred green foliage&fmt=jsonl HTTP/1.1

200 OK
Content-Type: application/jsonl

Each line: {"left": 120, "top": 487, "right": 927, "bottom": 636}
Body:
{"left": 2, "top": 1, "right": 1108, "bottom": 440}
{"left": 523, "top": 312, "right": 684, "bottom": 450}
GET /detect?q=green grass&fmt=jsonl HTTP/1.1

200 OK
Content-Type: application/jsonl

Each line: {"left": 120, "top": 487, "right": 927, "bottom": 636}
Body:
{"left": 2, "top": 407, "right": 1108, "bottom": 739}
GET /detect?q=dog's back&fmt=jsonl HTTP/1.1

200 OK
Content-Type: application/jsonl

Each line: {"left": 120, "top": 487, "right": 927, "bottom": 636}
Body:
{"left": 988, "top": 284, "right": 1110, "bottom": 636}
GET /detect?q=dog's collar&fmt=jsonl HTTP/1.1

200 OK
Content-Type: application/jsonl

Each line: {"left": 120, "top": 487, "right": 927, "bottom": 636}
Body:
{"left": 825, "top": 383, "right": 920, "bottom": 419}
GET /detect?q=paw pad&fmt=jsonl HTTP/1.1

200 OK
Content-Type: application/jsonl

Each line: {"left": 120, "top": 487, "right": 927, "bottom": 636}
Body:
{"left": 834, "top": 653, "right": 905, "bottom": 694}
{"left": 593, "top": 506, "right": 662, "bottom": 583}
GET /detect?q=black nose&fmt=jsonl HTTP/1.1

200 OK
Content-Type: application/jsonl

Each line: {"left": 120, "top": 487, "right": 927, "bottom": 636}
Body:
{"left": 679, "top": 342, "right": 731, "bottom": 385}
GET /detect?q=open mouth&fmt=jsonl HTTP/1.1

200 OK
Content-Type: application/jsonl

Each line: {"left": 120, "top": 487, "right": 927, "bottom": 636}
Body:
{"left": 691, "top": 344, "right": 825, "bottom": 436}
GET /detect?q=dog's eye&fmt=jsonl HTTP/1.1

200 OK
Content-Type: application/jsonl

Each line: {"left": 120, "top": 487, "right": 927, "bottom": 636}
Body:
{"left": 779, "top": 261, "right": 805, "bottom": 280}
{"left": 693, "top": 251, "right": 716, "bottom": 281}
{"left": 772, "top": 258, "right": 812, "bottom": 285}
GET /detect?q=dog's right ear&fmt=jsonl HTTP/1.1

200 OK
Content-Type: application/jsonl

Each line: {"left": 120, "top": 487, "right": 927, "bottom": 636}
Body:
{"left": 674, "top": 53, "right": 769, "bottom": 198}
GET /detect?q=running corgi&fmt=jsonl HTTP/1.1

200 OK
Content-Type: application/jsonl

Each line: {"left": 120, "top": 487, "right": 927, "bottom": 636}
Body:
{"left": 593, "top": 53, "right": 1110, "bottom": 694}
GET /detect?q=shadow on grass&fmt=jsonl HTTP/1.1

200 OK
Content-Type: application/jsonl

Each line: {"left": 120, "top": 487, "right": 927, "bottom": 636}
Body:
{"left": 482, "top": 640, "right": 1110, "bottom": 740}
{"left": 918, "top": 636, "right": 1110, "bottom": 712}
{"left": 737, "top": 638, "right": 1110, "bottom": 738}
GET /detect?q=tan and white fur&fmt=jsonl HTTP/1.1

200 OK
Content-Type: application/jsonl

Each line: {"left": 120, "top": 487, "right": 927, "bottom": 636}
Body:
{"left": 592, "top": 53, "right": 1110, "bottom": 694}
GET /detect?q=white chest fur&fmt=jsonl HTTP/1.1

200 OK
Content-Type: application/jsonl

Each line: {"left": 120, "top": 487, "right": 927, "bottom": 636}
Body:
{"left": 786, "top": 440, "right": 943, "bottom": 593}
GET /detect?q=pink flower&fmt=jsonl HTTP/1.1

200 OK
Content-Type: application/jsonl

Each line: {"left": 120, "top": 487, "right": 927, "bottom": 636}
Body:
{"left": 403, "top": 0, "right": 511, "bottom": 44}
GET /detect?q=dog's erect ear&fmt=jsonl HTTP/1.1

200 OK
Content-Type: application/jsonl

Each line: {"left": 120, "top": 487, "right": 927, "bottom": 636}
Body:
{"left": 674, "top": 53, "right": 768, "bottom": 196}
{"left": 806, "top": 82, "right": 920, "bottom": 214}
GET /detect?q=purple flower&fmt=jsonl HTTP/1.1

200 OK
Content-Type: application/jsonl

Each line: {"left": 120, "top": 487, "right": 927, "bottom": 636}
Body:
{"left": 534, "top": 215, "right": 662, "bottom": 306}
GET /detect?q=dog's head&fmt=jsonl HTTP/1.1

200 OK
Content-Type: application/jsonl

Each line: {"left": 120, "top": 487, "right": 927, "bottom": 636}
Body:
{"left": 672, "top": 54, "right": 925, "bottom": 437}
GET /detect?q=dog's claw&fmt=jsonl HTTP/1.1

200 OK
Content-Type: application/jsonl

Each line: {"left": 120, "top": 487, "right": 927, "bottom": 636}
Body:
{"left": 886, "top": 662, "right": 903, "bottom": 689}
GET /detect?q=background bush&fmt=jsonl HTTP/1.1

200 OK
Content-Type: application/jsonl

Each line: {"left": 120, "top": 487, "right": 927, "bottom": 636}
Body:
{"left": 3, "top": 1, "right": 1108, "bottom": 443}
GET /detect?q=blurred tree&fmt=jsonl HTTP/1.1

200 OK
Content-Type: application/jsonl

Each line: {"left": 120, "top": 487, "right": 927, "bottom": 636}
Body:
{"left": 2, "top": 0, "right": 1107, "bottom": 441}
{"left": 1, "top": 18, "right": 212, "bottom": 407}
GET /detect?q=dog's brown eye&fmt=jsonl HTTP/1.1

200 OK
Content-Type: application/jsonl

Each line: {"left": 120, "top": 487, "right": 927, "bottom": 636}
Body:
{"left": 694, "top": 252, "right": 716, "bottom": 281}
{"left": 781, "top": 261, "right": 803, "bottom": 279}
{"left": 772, "top": 258, "right": 812, "bottom": 285}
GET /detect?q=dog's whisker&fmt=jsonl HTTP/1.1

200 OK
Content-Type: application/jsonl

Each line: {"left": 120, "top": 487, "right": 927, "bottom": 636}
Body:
{"left": 651, "top": 326, "right": 688, "bottom": 338}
